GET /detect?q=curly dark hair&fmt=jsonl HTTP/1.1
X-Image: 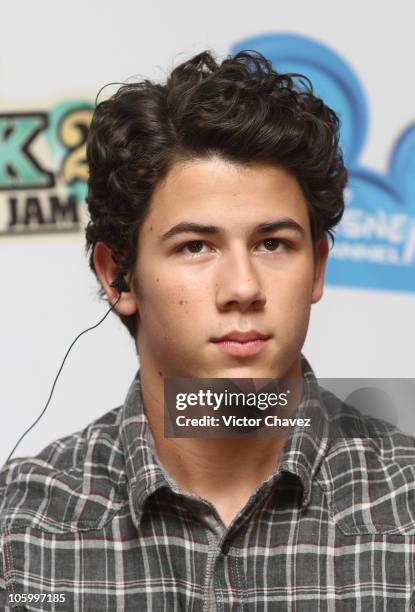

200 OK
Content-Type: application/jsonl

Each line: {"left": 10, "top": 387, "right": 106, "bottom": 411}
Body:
{"left": 85, "top": 49, "right": 348, "bottom": 339}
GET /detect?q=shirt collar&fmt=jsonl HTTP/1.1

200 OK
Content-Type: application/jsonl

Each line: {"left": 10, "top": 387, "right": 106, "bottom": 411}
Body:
{"left": 119, "top": 355, "right": 330, "bottom": 526}
{"left": 119, "top": 373, "right": 169, "bottom": 529}
{"left": 276, "top": 356, "right": 330, "bottom": 508}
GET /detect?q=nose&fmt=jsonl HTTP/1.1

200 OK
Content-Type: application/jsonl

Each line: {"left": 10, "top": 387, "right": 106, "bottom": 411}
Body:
{"left": 215, "top": 247, "right": 266, "bottom": 312}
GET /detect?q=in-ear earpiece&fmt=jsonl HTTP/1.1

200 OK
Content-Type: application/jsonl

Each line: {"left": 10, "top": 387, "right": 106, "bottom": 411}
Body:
{"left": 110, "top": 272, "right": 130, "bottom": 294}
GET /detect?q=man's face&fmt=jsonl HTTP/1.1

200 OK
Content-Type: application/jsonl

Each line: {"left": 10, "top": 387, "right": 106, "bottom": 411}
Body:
{"left": 132, "top": 157, "right": 327, "bottom": 379}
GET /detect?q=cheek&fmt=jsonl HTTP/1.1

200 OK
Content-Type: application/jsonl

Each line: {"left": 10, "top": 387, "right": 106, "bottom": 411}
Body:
{"left": 143, "top": 275, "right": 196, "bottom": 326}
{"left": 275, "top": 261, "right": 314, "bottom": 304}
{"left": 269, "top": 264, "right": 314, "bottom": 331}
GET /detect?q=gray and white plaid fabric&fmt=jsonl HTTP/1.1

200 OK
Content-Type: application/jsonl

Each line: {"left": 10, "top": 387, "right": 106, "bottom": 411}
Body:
{"left": 1, "top": 358, "right": 415, "bottom": 611}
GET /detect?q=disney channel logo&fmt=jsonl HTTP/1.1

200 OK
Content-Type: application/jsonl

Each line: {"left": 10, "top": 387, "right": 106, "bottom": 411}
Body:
{"left": 231, "top": 33, "right": 415, "bottom": 293}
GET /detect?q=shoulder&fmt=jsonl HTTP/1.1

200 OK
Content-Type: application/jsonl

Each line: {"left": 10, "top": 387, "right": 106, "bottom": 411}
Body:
{"left": 321, "top": 387, "right": 415, "bottom": 456}
{"left": 0, "top": 406, "right": 128, "bottom": 534}
{"left": 319, "top": 389, "right": 415, "bottom": 535}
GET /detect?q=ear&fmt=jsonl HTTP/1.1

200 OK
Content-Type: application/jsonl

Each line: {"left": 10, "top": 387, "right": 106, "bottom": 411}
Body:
{"left": 311, "top": 234, "right": 329, "bottom": 304}
{"left": 93, "top": 242, "right": 138, "bottom": 316}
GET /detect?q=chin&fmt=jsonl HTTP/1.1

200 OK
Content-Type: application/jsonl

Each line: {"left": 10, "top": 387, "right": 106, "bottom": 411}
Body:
{"left": 210, "top": 364, "right": 275, "bottom": 379}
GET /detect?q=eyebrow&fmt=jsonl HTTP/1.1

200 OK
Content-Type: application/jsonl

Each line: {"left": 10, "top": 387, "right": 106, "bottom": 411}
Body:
{"left": 160, "top": 218, "right": 306, "bottom": 242}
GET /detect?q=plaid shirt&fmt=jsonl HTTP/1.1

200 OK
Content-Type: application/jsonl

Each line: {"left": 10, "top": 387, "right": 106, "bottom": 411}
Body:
{"left": 1, "top": 358, "right": 415, "bottom": 611}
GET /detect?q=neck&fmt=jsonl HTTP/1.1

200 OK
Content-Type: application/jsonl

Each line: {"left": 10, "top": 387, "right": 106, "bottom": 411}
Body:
{"left": 138, "top": 356, "right": 303, "bottom": 525}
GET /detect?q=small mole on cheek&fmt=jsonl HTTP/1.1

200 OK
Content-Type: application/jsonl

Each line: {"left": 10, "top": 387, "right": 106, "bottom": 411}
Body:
{"left": 179, "top": 300, "right": 183, "bottom": 305}
{"left": 156, "top": 278, "right": 159, "bottom": 282}
{"left": 158, "top": 370, "right": 163, "bottom": 377}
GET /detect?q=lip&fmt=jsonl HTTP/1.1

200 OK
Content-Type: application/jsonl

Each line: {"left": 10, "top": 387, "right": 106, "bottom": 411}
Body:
{"left": 211, "top": 330, "right": 271, "bottom": 343}
{"left": 212, "top": 338, "right": 268, "bottom": 357}
{"left": 211, "top": 330, "right": 271, "bottom": 357}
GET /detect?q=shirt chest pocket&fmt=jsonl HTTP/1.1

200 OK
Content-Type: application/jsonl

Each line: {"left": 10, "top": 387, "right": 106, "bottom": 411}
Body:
{"left": 3, "top": 527, "right": 102, "bottom": 612}
{"left": 318, "top": 453, "right": 415, "bottom": 536}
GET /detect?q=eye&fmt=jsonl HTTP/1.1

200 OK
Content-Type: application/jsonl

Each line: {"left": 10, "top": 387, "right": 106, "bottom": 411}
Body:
{"left": 177, "top": 240, "right": 208, "bottom": 256}
{"left": 176, "top": 237, "right": 290, "bottom": 258}
{"left": 258, "top": 238, "right": 285, "bottom": 252}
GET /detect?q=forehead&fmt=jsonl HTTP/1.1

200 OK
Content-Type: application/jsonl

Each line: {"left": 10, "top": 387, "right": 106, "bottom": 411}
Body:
{"left": 144, "top": 157, "right": 310, "bottom": 232}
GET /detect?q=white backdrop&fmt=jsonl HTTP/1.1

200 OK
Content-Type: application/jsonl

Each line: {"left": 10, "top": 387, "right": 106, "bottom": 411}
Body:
{"left": 1, "top": 0, "right": 414, "bottom": 466}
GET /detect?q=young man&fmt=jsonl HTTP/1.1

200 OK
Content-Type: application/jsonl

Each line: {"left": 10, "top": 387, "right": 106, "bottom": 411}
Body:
{"left": 1, "top": 50, "right": 415, "bottom": 611}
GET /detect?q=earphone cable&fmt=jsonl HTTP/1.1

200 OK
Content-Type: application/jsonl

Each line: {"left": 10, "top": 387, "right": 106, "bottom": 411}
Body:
{"left": 4, "top": 296, "right": 121, "bottom": 466}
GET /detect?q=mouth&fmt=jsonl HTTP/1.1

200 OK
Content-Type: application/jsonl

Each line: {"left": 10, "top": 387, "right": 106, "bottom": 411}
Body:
{"left": 213, "top": 336, "right": 268, "bottom": 357}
